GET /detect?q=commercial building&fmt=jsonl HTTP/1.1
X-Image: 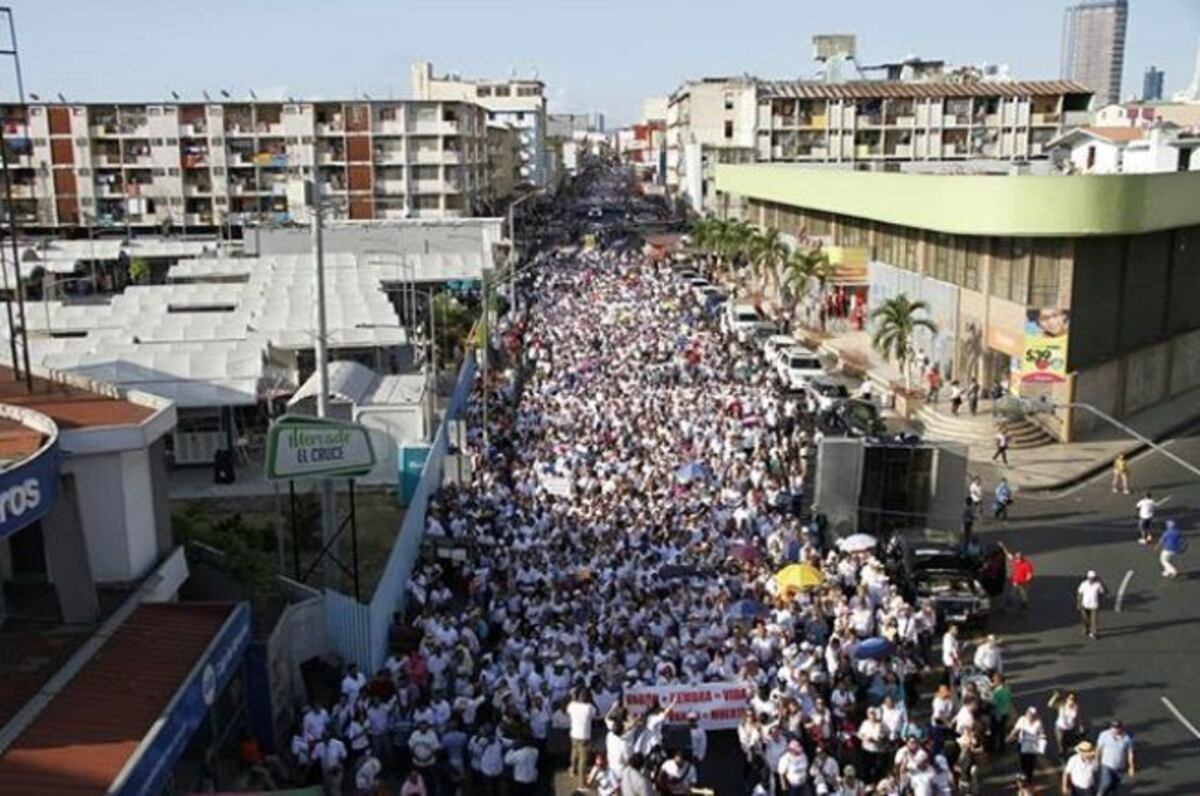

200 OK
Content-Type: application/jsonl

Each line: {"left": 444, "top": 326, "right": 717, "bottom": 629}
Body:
{"left": 716, "top": 164, "right": 1200, "bottom": 442}
{"left": 1142, "top": 66, "right": 1165, "bottom": 102}
{"left": 0, "top": 367, "right": 175, "bottom": 624}
{"left": 1093, "top": 100, "right": 1200, "bottom": 130}
{"left": 1060, "top": 0, "right": 1128, "bottom": 106}
{"left": 0, "top": 98, "right": 492, "bottom": 231}
{"left": 670, "top": 76, "right": 1093, "bottom": 216}
{"left": 411, "top": 61, "right": 549, "bottom": 188}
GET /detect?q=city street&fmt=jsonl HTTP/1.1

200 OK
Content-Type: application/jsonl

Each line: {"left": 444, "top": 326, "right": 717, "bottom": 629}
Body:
{"left": 971, "top": 425, "right": 1200, "bottom": 793}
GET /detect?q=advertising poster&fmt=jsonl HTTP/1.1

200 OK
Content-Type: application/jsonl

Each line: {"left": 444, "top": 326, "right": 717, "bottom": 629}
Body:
{"left": 1020, "top": 308, "right": 1070, "bottom": 390}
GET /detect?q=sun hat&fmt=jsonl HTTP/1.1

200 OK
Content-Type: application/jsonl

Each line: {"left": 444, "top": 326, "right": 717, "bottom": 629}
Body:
{"left": 1075, "top": 741, "right": 1096, "bottom": 755}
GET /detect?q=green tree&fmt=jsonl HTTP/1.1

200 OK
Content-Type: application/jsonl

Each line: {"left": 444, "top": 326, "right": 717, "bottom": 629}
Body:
{"left": 127, "top": 256, "right": 150, "bottom": 285}
{"left": 869, "top": 293, "right": 938, "bottom": 390}
{"left": 748, "top": 226, "right": 789, "bottom": 295}
{"left": 783, "top": 246, "right": 832, "bottom": 325}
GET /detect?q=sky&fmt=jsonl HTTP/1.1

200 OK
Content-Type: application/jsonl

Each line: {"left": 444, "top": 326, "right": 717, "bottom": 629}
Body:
{"left": 4, "top": 0, "right": 1199, "bottom": 126}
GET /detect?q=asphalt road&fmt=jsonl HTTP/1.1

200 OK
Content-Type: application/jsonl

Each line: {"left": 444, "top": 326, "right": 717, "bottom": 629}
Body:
{"left": 969, "top": 423, "right": 1200, "bottom": 794}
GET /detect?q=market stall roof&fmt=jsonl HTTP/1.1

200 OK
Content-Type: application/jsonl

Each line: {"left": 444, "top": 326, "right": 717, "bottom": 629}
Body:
{"left": 289, "top": 361, "right": 426, "bottom": 408}
{"left": 0, "top": 603, "right": 240, "bottom": 796}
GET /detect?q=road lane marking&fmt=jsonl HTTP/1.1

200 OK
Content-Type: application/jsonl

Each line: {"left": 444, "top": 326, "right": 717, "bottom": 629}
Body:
{"left": 1116, "top": 570, "right": 1134, "bottom": 612}
{"left": 1162, "top": 696, "right": 1200, "bottom": 741}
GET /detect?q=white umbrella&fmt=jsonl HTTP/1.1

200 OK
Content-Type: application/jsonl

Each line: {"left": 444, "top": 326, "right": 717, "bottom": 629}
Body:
{"left": 838, "top": 533, "right": 878, "bottom": 553}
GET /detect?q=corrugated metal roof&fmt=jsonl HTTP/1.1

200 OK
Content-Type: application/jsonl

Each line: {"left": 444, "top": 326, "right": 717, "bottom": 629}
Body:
{"left": 759, "top": 80, "right": 1092, "bottom": 100}
{"left": 0, "top": 603, "right": 235, "bottom": 796}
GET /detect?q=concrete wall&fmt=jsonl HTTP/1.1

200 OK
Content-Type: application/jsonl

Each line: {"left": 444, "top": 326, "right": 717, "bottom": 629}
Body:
{"left": 64, "top": 452, "right": 130, "bottom": 582}
{"left": 1169, "top": 328, "right": 1200, "bottom": 396}
{"left": 867, "top": 261, "right": 959, "bottom": 379}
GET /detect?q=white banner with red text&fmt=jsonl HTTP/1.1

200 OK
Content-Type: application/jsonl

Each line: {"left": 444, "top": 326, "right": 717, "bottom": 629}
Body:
{"left": 622, "top": 681, "right": 753, "bottom": 730}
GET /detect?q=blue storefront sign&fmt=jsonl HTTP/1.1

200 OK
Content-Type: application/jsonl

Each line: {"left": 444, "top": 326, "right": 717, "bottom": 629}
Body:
{"left": 113, "top": 602, "right": 253, "bottom": 796}
{"left": 398, "top": 445, "right": 430, "bottom": 506}
{"left": 0, "top": 437, "right": 59, "bottom": 541}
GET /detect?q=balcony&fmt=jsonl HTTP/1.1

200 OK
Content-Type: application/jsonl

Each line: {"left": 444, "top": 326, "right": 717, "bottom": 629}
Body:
{"left": 374, "top": 148, "right": 405, "bottom": 165}
{"left": 90, "top": 123, "right": 119, "bottom": 138}
{"left": 1031, "top": 112, "right": 1063, "bottom": 126}
{"left": 942, "top": 144, "right": 968, "bottom": 157}
{"left": 316, "top": 150, "right": 345, "bottom": 165}
{"left": 228, "top": 182, "right": 258, "bottom": 196}
{"left": 410, "top": 179, "right": 448, "bottom": 194}
{"left": 95, "top": 182, "right": 126, "bottom": 197}
{"left": 183, "top": 182, "right": 212, "bottom": 197}
{"left": 411, "top": 121, "right": 459, "bottom": 136}
{"left": 375, "top": 179, "right": 407, "bottom": 195}
{"left": 255, "top": 122, "right": 284, "bottom": 136}
{"left": 185, "top": 213, "right": 214, "bottom": 226}
{"left": 253, "top": 152, "right": 289, "bottom": 168}
{"left": 411, "top": 149, "right": 445, "bottom": 165}
{"left": 180, "top": 123, "right": 209, "bottom": 137}
{"left": 316, "top": 122, "right": 345, "bottom": 136}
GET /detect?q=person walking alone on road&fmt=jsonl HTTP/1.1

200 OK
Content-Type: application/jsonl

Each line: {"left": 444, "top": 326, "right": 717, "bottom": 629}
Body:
{"left": 1001, "top": 545, "right": 1034, "bottom": 611}
{"left": 926, "top": 364, "right": 942, "bottom": 404}
{"left": 1076, "top": 570, "right": 1106, "bottom": 640}
{"left": 1111, "top": 453, "right": 1130, "bottom": 495}
{"left": 993, "top": 478, "right": 1013, "bottom": 520}
{"left": 1135, "top": 491, "right": 1170, "bottom": 545}
{"left": 992, "top": 426, "right": 1010, "bottom": 466}
{"left": 1157, "top": 519, "right": 1186, "bottom": 579}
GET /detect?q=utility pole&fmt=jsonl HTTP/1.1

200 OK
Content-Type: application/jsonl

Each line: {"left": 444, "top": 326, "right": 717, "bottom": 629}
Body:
{"left": 310, "top": 180, "right": 337, "bottom": 588}
{"left": 480, "top": 267, "right": 489, "bottom": 448}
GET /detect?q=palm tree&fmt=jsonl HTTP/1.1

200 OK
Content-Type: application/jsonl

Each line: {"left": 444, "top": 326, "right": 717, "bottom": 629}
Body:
{"left": 747, "top": 227, "right": 789, "bottom": 295}
{"left": 869, "top": 293, "right": 938, "bottom": 390}
{"left": 783, "top": 246, "right": 831, "bottom": 328}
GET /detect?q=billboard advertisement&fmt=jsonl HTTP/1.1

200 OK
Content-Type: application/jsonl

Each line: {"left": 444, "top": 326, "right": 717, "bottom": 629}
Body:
{"left": 1020, "top": 308, "right": 1070, "bottom": 389}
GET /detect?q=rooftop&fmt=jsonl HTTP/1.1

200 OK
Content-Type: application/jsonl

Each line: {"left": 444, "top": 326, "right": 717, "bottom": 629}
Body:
{"left": 0, "top": 367, "right": 155, "bottom": 430}
{"left": 0, "top": 602, "right": 236, "bottom": 796}
{"left": 758, "top": 79, "right": 1091, "bottom": 100}
{"left": 716, "top": 163, "right": 1200, "bottom": 237}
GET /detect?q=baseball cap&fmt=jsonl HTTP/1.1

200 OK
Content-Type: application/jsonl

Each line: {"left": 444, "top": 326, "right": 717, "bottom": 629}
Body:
{"left": 1087, "top": 570, "right": 1097, "bottom": 579}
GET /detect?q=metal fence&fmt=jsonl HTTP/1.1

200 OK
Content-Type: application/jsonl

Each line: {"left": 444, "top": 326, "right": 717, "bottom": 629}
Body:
{"left": 323, "top": 351, "right": 477, "bottom": 670}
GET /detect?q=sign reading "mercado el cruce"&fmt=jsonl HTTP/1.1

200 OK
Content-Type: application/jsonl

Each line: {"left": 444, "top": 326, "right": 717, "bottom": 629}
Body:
{"left": 265, "top": 414, "right": 376, "bottom": 481}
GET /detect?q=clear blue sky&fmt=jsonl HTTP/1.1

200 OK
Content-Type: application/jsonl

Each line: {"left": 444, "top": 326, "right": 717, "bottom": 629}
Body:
{"left": 5, "top": 0, "right": 1199, "bottom": 125}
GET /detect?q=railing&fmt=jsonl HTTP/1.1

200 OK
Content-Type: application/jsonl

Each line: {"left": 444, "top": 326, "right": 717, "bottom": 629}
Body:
{"left": 325, "top": 352, "right": 477, "bottom": 670}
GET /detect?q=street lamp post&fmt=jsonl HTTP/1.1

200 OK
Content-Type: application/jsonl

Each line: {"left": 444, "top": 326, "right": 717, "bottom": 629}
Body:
{"left": 310, "top": 179, "right": 338, "bottom": 589}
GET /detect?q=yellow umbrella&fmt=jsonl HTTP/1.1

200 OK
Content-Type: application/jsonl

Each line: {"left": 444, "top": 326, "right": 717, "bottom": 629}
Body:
{"left": 775, "top": 563, "right": 825, "bottom": 593}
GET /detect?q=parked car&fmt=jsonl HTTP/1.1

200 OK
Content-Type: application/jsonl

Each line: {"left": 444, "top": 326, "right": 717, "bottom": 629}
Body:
{"left": 816, "top": 397, "right": 887, "bottom": 437}
{"left": 694, "top": 285, "right": 727, "bottom": 308}
{"left": 776, "top": 347, "right": 825, "bottom": 389}
{"left": 762, "top": 334, "right": 804, "bottom": 366}
{"left": 805, "top": 376, "right": 850, "bottom": 413}
{"left": 722, "top": 302, "right": 763, "bottom": 340}
{"left": 886, "top": 530, "right": 997, "bottom": 627}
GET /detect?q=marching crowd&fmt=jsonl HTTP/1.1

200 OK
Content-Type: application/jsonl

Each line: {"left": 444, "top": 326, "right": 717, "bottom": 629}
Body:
{"left": 278, "top": 180, "right": 1141, "bottom": 796}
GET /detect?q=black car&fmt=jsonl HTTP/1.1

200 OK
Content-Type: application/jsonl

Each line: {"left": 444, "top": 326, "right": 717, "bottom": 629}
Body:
{"left": 817, "top": 397, "right": 887, "bottom": 437}
{"left": 886, "top": 532, "right": 995, "bottom": 626}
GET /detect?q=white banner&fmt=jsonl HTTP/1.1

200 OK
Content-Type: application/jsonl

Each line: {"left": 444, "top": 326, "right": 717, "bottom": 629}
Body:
{"left": 622, "top": 681, "right": 752, "bottom": 730}
{"left": 540, "top": 474, "right": 574, "bottom": 498}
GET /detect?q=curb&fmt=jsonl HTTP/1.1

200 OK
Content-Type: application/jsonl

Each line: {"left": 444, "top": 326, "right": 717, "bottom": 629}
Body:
{"left": 1019, "top": 413, "right": 1200, "bottom": 495}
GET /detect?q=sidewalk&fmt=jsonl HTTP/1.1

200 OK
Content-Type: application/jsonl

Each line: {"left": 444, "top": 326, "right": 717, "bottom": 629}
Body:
{"left": 814, "top": 326, "right": 1200, "bottom": 493}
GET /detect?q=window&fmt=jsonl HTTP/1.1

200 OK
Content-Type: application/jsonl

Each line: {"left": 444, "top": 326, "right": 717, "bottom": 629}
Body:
{"left": 1029, "top": 239, "right": 1066, "bottom": 307}
{"left": 168, "top": 168, "right": 180, "bottom": 176}
{"left": 990, "top": 238, "right": 1030, "bottom": 303}
{"left": 212, "top": 167, "right": 225, "bottom": 175}
{"left": 167, "top": 138, "right": 178, "bottom": 146}
{"left": 963, "top": 237, "right": 984, "bottom": 291}
{"left": 517, "top": 112, "right": 525, "bottom": 121}
{"left": 724, "top": 120, "right": 733, "bottom": 139}
{"left": 724, "top": 92, "right": 734, "bottom": 110}
{"left": 477, "top": 86, "right": 493, "bottom": 98}
{"left": 153, "top": 168, "right": 167, "bottom": 176}
{"left": 494, "top": 86, "right": 511, "bottom": 97}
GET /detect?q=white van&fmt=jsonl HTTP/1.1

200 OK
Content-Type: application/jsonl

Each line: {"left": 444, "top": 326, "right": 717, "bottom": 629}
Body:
{"left": 722, "top": 302, "right": 762, "bottom": 340}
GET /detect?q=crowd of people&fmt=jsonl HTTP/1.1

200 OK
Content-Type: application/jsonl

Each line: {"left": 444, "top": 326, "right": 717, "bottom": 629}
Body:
{"left": 274, "top": 179, "right": 1144, "bottom": 796}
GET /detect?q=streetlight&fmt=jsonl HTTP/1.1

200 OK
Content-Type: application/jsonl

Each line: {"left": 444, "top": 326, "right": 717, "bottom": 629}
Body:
{"left": 1003, "top": 396, "right": 1200, "bottom": 481}
{"left": 0, "top": 6, "right": 32, "bottom": 389}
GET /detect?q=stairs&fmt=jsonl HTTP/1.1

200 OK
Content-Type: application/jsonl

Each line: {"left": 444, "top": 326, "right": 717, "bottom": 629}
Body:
{"left": 914, "top": 403, "right": 1055, "bottom": 450}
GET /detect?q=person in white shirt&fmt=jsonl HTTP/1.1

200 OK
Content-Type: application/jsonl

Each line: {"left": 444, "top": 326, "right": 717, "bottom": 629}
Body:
{"left": 408, "top": 720, "right": 440, "bottom": 773}
{"left": 320, "top": 733, "right": 347, "bottom": 795}
{"left": 620, "top": 752, "right": 656, "bottom": 796}
{"left": 809, "top": 746, "right": 840, "bottom": 794}
{"left": 1135, "top": 491, "right": 1168, "bottom": 544}
{"left": 340, "top": 663, "right": 367, "bottom": 703}
{"left": 302, "top": 704, "right": 329, "bottom": 743}
{"left": 587, "top": 753, "right": 620, "bottom": 796}
{"left": 1076, "top": 570, "right": 1106, "bottom": 639}
{"left": 972, "top": 634, "right": 1002, "bottom": 675}
{"left": 504, "top": 736, "right": 540, "bottom": 795}
{"left": 941, "top": 625, "right": 961, "bottom": 684}
{"left": 777, "top": 739, "right": 809, "bottom": 794}
{"left": 1062, "top": 741, "right": 1099, "bottom": 796}
{"left": 1006, "top": 706, "right": 1046, "bottom": 782}
{"left": 567, "top": 688, "right": 598, "bottom": 780}
{"left": 658, "top": 748, "right": 698, "bottom": 795}
{"left": 353, "top": 753, "right": 381, "bottom": 794}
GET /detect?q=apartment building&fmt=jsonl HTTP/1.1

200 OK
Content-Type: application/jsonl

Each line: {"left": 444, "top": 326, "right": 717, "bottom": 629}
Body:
{"left": 488, "top": 123, "right": 521, "bottom": 200}
{"left": 412, "top": 61, "right": 549, "bottom": 188}
{"left": 669, "top": 76, "right": 1093, "bottom": 216}
{"left": 756, "top": 80, "right": 1093, "bottom": 163}
{"left": 0, "top": 99, "right": 491, "bottom": 232}
{"left": 666, "top": 77, "right": 758, "bottom": 203}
